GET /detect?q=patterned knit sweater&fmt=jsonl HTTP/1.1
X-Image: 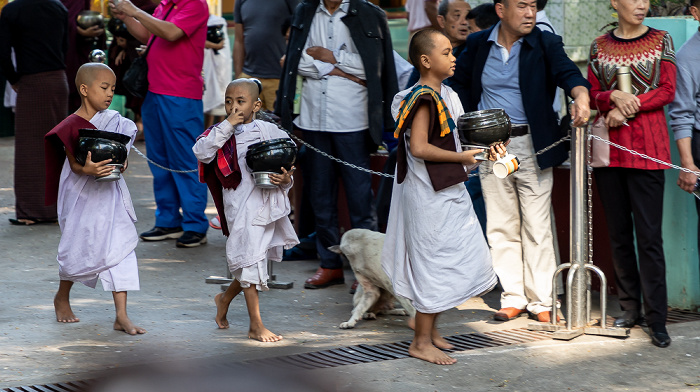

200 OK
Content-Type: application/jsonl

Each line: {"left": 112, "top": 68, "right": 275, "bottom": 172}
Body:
{"left": 588, "top": 27, "right": 676, "bottom": 170}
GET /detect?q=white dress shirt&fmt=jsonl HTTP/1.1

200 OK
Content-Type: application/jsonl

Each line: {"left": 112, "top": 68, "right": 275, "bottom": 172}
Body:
{"left": 293, "top": 1, "right": 368, "bottom": 132}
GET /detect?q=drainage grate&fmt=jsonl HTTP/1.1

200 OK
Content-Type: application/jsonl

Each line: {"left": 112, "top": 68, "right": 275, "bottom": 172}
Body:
{"left": 239, "top": 328, "right": 551, "bottom": 371}
{"left": 6, "top": 309, "right": 700, "bottom": 391}
{"left": 2, "top": 380, "right": 94, "bottom": 392}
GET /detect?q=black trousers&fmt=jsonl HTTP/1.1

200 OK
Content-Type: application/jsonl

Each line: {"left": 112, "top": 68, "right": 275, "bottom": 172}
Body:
{"left": 594, "top": 167, "right": 667, "bottom": 328}
{"left": 302, "top": 130, "right": 378, "bottom": 269}
{"left": 692, "top": 128, "right": 700, "bottom": 270}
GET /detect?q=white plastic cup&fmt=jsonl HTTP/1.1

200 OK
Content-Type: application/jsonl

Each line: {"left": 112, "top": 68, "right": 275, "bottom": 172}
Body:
{"left": 493, "top": 154, "right": 520, "bottom": 179}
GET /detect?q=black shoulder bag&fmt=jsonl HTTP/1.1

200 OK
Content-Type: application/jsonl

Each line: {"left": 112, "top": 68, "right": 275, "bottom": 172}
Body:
{"left": 122, "top": 4, "right": 175, "bottom": 98}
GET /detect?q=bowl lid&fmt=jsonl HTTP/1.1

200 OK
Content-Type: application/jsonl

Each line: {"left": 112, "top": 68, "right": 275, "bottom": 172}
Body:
{"left": 246, "top": 138, "right": 296, "bottom": 156}
{"left": 78, "top": 128, "right": 131, "bottom": 145}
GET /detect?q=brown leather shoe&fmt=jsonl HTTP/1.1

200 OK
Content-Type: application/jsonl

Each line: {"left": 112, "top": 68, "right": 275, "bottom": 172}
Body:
{"left": 304, "top": 267, "right": 344, "bottom": 289}
{"left": 493, "top": 307, "right": 525, "bottom": 321}
{"left": 536, "top": 311, "right": 561, "bottom": 323}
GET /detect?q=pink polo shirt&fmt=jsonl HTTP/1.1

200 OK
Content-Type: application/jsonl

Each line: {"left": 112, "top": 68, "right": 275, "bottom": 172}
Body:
{"left": 147, "top": 0, "right": 208, "bottom": 100}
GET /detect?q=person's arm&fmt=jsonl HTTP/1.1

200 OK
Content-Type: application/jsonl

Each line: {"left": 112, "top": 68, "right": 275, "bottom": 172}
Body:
{"left": 297, "top": 48, "right": 326, "bottom": 80}
{"left": 670, "top": 58, "right": 700, "bottom": 193}
{"left": 192, "top": 121, "right": 237, "bottom": 164}
{"left": 233, "top": 23, "right": 245, "bottom": 78}
{"left": 409, "top": 101, "right": 481, "bottom": 164}
{"left": 676, "top": 137, "right": 698, "bottom": 193}
{"left": 637, "top": 61, "right": 677, "bottom": 112}
{"left": 110, "top": 0, "right": 184, "bottom": 42}
{"left": 206, "top": 40, "right": 225, "bottom": 50}
{"left": 636, "top": 34, "right": 677, "bottom": 113}
{"left": 66, "top": 151, "right": 114, "bottom": 178}
{"left": 424, "top": 0, "right": 440, "bottom": 30}
{"left": 569, "top": 85, "right": 590, "bottom": 127}
{"left": 334, "top": 49, "right": 366, "bottom": 79}
{"left": 77, "top": 25, "right": 105, "bottom": 38}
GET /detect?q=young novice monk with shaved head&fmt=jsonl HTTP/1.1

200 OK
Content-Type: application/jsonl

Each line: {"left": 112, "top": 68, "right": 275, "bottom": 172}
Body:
{"left": 382, "top": 30, "right": 505, "bottom": 365}
{"left": 193, "top": 79, "right": 298, "bottom": 342}
{"left": 45, "top": 63, "right": 145, "bottom": 335}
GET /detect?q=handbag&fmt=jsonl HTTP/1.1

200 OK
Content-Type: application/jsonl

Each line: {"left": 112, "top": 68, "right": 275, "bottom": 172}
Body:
{"left": 122, "top": 5, "right": 175, "bottom": 98}
{"left": 590, "top": 95, "right": 610, "bottom": 168}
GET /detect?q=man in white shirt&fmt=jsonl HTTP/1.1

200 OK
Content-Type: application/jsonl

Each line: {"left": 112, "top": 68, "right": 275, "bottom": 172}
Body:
{"left": 276, "top": 0, "right": 398, "bottom": 289}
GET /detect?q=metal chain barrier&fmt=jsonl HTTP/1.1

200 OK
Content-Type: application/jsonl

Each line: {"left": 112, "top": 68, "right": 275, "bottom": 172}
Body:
{"left": 283, "top": 131, "right": 396, "bottom": 178}
{"left": 130, "top": 145, "right": 198, "bottom": 173}
{"left": 589, "top": 134, "right": 700, "bottom": 176}
{"left": 284, "top": 129, "right": 572, "bottom": 180}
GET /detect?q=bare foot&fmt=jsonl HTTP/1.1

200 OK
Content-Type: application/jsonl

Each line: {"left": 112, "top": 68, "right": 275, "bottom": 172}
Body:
{"left": 249, "top": 326, "right": 283, "bottom": 342}
{"left": 54, "top": 296, "right": 79, "bottom": 323}
{"left": 408, "top": 341, "right": 457, "bottom": 365}
{"left": 431, "top": 334, "right": 455, "bottom": 350}
{"left": 114, "top": 315, "right": 146, "bottom": 335}
{"left": 214, "top": 293, "right": 230, "bottom": 329}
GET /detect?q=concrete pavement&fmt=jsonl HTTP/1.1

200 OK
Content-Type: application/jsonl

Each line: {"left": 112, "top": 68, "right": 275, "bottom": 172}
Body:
{"left": 1, "top": 135, "right": 700, "bottom": 391}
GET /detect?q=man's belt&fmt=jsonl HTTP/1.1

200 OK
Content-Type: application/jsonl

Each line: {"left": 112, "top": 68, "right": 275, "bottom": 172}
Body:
{"left": 511, "top": 124, "right": 529, "bottom": 137}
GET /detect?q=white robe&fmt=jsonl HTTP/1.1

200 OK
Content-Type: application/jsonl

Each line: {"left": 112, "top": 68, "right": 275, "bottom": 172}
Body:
{"left": 193, "top": 119, "right": 299, "bottom": 290}
{"left": 381, "top": 84, "right": 497, "bottom": 314}
{"left": 56, "top": 110, "right": 139, "bottom": 291}
{"left": 202, "top": 15, "right": 232, "bottom": 116}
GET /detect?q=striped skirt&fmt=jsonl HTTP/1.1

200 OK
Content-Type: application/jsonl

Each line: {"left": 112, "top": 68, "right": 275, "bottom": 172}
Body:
{"left": 14, "top": 70, "right": 69, "bottom": 220}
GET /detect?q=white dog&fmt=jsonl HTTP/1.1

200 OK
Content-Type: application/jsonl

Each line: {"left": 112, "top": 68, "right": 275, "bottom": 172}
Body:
{"left": 329, "top": 229, "right": 416, "bottom": 329}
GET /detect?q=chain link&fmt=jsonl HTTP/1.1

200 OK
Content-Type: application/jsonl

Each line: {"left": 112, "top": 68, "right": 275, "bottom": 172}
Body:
{"left": 130, "top": 146, "right": 198, "bottom": 173}
{"left": 586, "top": 130, "right": 594, "bottom": 265}
{"left": 589, "top": 134, "right": 700, "bottom": 176}
{"left": 283, "top": 131, "right": 397, "bottom": 178}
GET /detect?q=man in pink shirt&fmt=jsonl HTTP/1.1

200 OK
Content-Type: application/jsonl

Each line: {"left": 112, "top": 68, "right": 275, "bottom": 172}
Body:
{"left": 111, "top": 0, "right": 210, "bottom": 247}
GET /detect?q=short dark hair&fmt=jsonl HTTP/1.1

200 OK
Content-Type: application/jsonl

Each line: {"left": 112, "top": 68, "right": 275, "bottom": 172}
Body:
{"left": 408, "top": 29, "right": 444, "bottom": 66}
{"left": 467, "top": 4, "right": 500, "bottom": 30}
{"left": 537, "top": 0, "right": 548, "bottom": 11}
{"left": 438, "top": 0, "right": 450, "bottom": 17}
{"left": 692, "top": 0, "right": 700, "bottom": 9}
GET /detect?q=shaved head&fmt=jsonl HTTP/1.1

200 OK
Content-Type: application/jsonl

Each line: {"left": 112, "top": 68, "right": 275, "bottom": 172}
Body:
{"left": 226, "top": 78, "right": 262, "bottom": 101}
{"left": 409, "top": 29, "right": 446, "bottom": 66}
{"left": 75, "top": 63, "right": 115, "bottom": 90}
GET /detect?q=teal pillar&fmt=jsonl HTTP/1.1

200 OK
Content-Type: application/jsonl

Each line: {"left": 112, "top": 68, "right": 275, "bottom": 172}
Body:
{"left": 646, "top": 17, "right": 700, "bottom": 310}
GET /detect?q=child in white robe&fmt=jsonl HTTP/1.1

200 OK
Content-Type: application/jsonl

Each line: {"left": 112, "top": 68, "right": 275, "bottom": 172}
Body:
{"left": 382, "top": 30, "right": 504, "bottom": 365}
{"left": 44, "top": 63, "right": 145, "bottom": 335}
{"left": 193, "top": 79, "right": 299, "bottom": 342}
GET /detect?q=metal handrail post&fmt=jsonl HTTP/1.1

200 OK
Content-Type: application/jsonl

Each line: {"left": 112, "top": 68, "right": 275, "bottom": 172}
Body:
{"left": 570, "top": 125, "right": 588, "bottom": 328}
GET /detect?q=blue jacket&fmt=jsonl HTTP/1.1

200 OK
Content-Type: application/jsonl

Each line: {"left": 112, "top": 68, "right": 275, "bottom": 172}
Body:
{"left": 451, "top": 26, "right": 591, "bottom": 169}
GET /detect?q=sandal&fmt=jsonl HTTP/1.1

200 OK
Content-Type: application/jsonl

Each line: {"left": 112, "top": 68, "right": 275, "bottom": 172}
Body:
{"left": 209, "top": 215, "right": 222, "bottom": 230}
{"left": 9, "top": 218, "right": 57, "bottom": 226}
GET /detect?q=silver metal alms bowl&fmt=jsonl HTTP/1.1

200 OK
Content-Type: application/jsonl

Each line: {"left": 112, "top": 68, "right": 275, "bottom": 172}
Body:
{"left": 457, "top": 108, "right": 512, "bottom": 147}
{"left": 76, "top": 10, "right": 104, "bottom": 30}
{"left": 245, "top": 138, "right": 297, "bottom": 189}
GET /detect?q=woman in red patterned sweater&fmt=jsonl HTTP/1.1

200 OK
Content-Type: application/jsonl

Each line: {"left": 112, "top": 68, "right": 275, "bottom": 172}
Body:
{"left": 588, "top": 0, "right": 676, "bottom": 348}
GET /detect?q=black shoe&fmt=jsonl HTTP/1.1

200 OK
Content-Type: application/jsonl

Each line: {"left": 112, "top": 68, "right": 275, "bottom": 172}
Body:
{"left": 176, "top": 231, "right": 207, "bottom": 248}
{"left": 140, "top": 226, "right": 184, "bottom": 241}
{"left": 651, "top": 331, "right": 671, "bottom": 348}
{"left": 613, "top": 310, "right": 643, "bottom": 328}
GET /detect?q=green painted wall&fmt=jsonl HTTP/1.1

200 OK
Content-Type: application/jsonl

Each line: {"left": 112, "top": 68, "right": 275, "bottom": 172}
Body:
{"left": 646, "top": 17, "right": 700, "bottom": 310}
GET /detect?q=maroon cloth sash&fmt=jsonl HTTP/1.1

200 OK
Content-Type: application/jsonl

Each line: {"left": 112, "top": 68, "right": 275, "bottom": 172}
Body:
{"left": 196, "top": 124, "right": 241, "bottom": 236}
{"left": 395, "top": 95, "right": 470, "bottom": 192}
{"left": 44, "top": 114, "right": 96, "bottom": 206}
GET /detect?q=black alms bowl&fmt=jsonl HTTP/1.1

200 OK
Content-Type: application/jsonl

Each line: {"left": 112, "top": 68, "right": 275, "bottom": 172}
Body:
{"left": 245, "top": 138, "right": 297, "bottom": 174}
{"left": 457, "top": 109, "right": 512, "bottom": 147}
{"left": 76, "top": 129, "right": 129, "bottom": 165}
{"left": 207, "top": 25, "right": 225, "bottom": 44}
